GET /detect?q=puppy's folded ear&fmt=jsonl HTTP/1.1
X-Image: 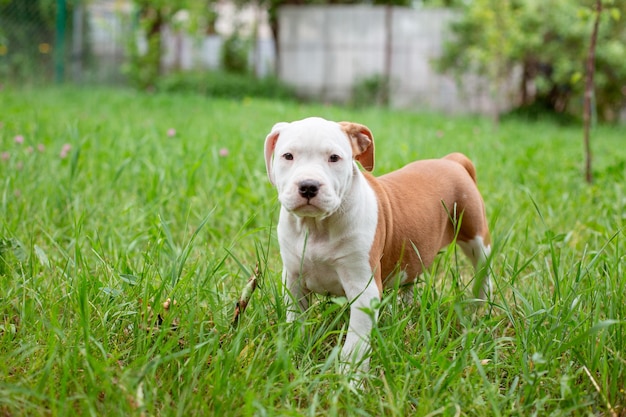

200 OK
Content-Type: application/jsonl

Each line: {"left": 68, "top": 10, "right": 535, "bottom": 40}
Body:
{"left": 338, "top": 122, "right": 375, "bottom": 171}
{"left": 264, "top": 122, "right": 289, "bottom": 185}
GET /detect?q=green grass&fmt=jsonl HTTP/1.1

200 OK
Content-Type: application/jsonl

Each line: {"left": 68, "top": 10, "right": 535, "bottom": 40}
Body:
{"left": 0, "top": 86, "right": 625, "bottom": 416}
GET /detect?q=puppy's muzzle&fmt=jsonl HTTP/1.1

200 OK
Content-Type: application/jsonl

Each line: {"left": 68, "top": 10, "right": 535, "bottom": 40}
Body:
{"left": 298, "top": 180, "right": 321, "bottom": 200}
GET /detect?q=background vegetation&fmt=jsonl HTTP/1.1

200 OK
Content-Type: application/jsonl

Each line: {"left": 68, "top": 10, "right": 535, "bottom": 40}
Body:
{"left": 0, "top": 0, "right": 74, "bottom": 82}
{"left": 3, "top": 1, "right": 623, "bottom": 122}
{"left": 439, "top": 0, "right": 626, "bottom": 122}
{"left": 1, "top": 87, "right": 625, "bottom": 415}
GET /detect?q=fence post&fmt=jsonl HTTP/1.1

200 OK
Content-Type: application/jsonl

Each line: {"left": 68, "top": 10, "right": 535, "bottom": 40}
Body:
{"left": 72, "top": 1, "right": 84, "bottom": 82}
{"left": 55, "top": 0, "right": 66, "bottom": 83}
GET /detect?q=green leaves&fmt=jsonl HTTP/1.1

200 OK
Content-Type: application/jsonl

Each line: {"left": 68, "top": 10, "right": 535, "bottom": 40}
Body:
{"left": 441, "top": 0, "right": 626, "bottom": 120}
{"left": 0, "top": 237, "right": 26, "bottom": 276}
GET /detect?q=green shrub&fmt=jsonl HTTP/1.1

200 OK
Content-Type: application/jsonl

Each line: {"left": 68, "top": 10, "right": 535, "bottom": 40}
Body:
{"left": 221, "top": 32, "right": 249, "bottom": 74}
{"left": 156, "top": 70, "right": 296, "bottom": 100}
{"left": 440, "top": 0, "right": 626, "bottom": 122}
{"left": 350, "top": 74, "right": 390, "bottom": 108}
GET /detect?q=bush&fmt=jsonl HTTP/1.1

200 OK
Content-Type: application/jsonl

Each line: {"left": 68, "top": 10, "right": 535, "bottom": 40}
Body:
{"left": 221, "top": 32, "right": 249, "bottom": 74}
{"left": 156, "top": 70, "right": 296, "bottom": 100}
{"left": 440, "top": 0, "right": 626, "bottom": 122}
{"left": 350, "top": 74, "right": 390, "bottom": 108}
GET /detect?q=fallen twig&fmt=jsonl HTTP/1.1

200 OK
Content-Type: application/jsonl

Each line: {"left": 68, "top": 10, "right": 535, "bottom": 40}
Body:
{"left": 582, "top": 365, "right": 617, "bottom": 417}
{"left": 231, "top": 263, "right": 260, "bottom": 327}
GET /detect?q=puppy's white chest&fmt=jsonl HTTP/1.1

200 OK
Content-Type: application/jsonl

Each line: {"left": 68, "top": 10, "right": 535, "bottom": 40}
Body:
{"left": 302, "top": 261, "right": 344, "bottom": 296}
{"left": 280, "top": 230, "right": 347, "bottom": 296}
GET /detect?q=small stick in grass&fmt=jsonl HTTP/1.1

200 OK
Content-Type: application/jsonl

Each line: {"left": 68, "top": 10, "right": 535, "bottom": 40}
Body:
{"left": 582, "top": 365, "right": 617, "bottom": 417}
{"left": 231, "top": 263, "right": 260, "bottom": 327}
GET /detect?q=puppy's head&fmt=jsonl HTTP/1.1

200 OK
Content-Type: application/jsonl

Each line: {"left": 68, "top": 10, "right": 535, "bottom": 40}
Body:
{"left": 264, "top": 117, "right": 374, "bottom": 218}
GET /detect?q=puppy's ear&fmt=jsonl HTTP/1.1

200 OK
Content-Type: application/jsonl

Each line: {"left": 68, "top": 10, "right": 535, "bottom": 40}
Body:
{"left": 339, "top": 122, "right": 375, "bottom": 171}
{"left": 264, "top": 122, "right": 289, "bottom": 185}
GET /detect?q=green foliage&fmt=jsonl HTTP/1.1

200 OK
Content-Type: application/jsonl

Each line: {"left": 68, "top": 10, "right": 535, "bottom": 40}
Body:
{"left": 0, "top": 238, "right": 27, "bottom": 277}
{"left": 0, "top": 0, "right": 74, "bottom": 83}
{"left": 440, "top": 0, "right": 626, "bottom": 121}
{"left": 125, "top": 0, "right": 218, "bottom": 90}
{"left": 221, "top": 31, "right": 250, "bottom": 74}
{"left": 124, "top": 3, "right": 165, "bottom": 90}
{"left": 125, "top": 25, "right": 163, "bottom": 90}
{"left": 350, "top": 74, "right": 390, "bottom": 107}
{"left": 156, "top": 70, "right": 296, "bottom": 99}
{"left": 1, "top": 87, "right": 625, "bottom": 415}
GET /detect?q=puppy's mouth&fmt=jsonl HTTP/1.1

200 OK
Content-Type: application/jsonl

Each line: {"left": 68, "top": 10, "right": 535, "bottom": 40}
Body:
{"left": 288, "top": 199, "right": 327, "bottom": 217}
{"left": 278, "top": 178, "right": 343, "bottom": 218}
{"left": 281, "top": 193, "right": 341, "bottom": 218}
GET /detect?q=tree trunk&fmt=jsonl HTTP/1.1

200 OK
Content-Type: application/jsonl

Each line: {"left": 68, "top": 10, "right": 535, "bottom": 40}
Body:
{"left": 382, "top": 5, "right": 392, "bottom": 106}
{"left": 583, "top": 0, "right": 602, "bottom": 184}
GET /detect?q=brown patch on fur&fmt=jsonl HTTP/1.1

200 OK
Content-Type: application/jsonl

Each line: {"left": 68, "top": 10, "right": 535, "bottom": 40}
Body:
{"left": 363, "top": 155, "right": 490, "bottom": 289}
{"left": 339, "top": 122, "right": 375, "bottom": 171}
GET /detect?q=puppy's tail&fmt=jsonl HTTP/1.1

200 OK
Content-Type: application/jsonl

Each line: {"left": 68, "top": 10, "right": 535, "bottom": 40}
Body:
{"left": 444, "top": 152, "right": 477, "bottom": 183}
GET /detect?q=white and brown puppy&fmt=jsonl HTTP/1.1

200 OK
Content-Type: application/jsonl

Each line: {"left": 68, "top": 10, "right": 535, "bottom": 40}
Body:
{"left": 264, "top": 117, "right": 491, "bottom": 373}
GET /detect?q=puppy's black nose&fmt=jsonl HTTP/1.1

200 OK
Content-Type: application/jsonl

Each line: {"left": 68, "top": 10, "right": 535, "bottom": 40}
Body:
{"left": 298, "top": 180, "right": 320, "bottom": 200}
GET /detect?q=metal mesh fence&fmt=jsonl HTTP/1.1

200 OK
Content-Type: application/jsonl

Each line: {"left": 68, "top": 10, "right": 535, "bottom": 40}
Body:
{"left": 0, "top": 1, "right": 59, "bottom": 84}
{"left": 0, "top": 1, "right": 280, "bottom": 89}
{"left": 0, "top": 0, "right": 130, "bottom": 86}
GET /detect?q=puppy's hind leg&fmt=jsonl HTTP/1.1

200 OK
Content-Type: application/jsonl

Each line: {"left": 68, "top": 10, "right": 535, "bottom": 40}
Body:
{"left": 458, "top": 236, "right": 492, "bottom": 300}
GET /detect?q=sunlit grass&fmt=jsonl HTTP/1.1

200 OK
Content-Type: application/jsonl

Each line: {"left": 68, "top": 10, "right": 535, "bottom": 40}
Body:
{"left": 0, "top": 86, "right": 624, "bottom": 415}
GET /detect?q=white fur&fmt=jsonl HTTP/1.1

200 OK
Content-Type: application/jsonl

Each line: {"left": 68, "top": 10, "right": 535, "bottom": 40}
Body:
{"left": 457, "top": 236, "right": 492, "bottom": 299}
{"left": 266, "top": 117, "right": 380, "bottom": 371}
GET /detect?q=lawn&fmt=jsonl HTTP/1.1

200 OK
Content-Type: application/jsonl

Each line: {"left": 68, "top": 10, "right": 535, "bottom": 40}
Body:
{"left": 0, "top": 86, "right": 625, "bottom": 416}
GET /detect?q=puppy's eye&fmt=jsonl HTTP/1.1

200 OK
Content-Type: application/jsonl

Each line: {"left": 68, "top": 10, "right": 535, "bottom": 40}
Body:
{"left": 328, "top": 154, "right": 341, "bottom": 163}
{"left": 282, "top": 153, "right": 294, "bottom": 161}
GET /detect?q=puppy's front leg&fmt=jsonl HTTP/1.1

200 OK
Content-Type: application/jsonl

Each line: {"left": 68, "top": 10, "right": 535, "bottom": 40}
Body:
{"left": 282, "top": 269, "right": 309, "bottom": 323}
{"left": 340, "top": 274, "right": 380, "bottom": 373}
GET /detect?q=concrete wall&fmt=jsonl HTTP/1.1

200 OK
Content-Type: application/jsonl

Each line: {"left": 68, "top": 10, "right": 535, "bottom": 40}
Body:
{"left": 279, "top": 5, "right": 511, "bottom": 115}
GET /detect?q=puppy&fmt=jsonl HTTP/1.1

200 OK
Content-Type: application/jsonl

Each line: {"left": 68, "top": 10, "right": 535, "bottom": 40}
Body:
{"left": 264, "top": 117, "right": 491, "bottom": 372}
